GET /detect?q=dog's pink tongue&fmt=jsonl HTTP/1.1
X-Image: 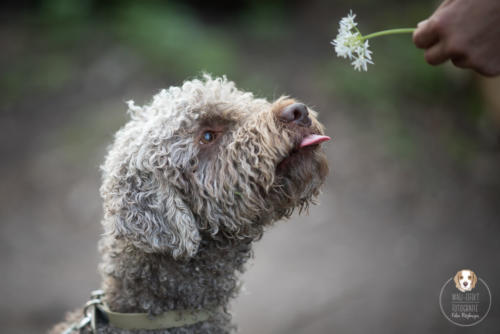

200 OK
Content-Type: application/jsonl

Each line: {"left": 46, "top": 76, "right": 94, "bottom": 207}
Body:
{"left": 300, "top": 134, "right": 331, "bottom": 148}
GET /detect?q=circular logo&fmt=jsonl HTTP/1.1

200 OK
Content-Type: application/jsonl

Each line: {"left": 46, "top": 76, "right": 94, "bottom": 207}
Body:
{"left": 439, "top": 269, "right": 491, "bottom": 327}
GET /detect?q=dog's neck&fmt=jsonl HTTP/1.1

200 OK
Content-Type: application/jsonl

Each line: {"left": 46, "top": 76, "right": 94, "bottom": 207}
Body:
{"left": 98, "top": 233, "right": 255, "bottom": 316}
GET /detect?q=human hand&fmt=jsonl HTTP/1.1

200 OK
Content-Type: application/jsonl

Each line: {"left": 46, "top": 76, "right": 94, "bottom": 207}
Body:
{"left": 413, "top": 0, "right": 500, "bottom": 77}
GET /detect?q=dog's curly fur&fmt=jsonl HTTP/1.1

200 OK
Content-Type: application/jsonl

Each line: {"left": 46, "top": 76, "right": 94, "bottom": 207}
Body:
{"left": 50, "top": 75, "right": 329, "bottom": 334}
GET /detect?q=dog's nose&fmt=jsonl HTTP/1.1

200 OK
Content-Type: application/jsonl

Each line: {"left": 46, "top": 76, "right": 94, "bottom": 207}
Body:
{"left": 279, "top": 103, "right": 312, "bottom": 127}
{"left": 463, "top": 282, "right": 468, "bottom": 286}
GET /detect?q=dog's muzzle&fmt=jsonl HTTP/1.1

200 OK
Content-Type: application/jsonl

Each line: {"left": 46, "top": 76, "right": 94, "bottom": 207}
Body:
{"left": 277, "top": 103, "right": 331, "bottom": 147}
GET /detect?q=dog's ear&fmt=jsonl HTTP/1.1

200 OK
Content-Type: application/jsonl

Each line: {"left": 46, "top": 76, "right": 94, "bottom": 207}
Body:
{"left": 109, "top": 169, "right": 200, "bottom": 259}
{"left": 454, "top": 271, "right": 460, "bottom": 288}
{"left": 471, "top": 271, "right": 478, "bottom": 289}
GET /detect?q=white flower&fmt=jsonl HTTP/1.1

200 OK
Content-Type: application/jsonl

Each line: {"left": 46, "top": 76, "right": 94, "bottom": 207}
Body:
{"left": 339, "top": 10, "right": 357, "bottom": 32}
{"left": 331, "top": 11, "right": 374, "bottom": 71}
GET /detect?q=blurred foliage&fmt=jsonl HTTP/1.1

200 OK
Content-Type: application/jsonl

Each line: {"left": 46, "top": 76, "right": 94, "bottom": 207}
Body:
{"left": 239, "top": 1, "right": 291, "bottom": 41}
{"left": 111, "top": 2, "right": 238, "bottom": 76}
{"left": 39, "top": 0, "right": 93, "bottom": 21}
{"left": 0, "top": 0, "right": 242, "bottom": 107}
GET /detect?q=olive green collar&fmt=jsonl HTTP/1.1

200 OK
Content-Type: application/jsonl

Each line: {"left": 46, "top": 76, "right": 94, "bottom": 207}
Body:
{"left": 62, "top": 290, "right": 216, "bottom": 333}
{"left": 94, "top": 303, "right": 214, "bottom": 330}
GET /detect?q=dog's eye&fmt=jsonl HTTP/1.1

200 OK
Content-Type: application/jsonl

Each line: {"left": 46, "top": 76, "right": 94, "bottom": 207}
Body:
{"left": 459, "top": 276, "right": 463, "bottom": 279}
{"left": 468, "top": 276, "right": 471, "bottom": 279}
{"left": 200, "top": 131, "right": 217, "bottom": 144}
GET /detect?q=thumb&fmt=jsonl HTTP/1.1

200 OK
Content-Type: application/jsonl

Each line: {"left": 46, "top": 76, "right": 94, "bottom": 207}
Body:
{"left": 413, "top": 19, "right": 439, "bottom": 49}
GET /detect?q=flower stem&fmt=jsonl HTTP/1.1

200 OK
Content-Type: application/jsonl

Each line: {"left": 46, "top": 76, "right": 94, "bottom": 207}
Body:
{"left": 362, "top": 28, "right": 415, "bottom": 40}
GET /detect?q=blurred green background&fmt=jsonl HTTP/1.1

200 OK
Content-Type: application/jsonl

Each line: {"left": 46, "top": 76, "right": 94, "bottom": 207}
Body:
{"left": 1, "top": 1, "right": 500, "bottom": 333}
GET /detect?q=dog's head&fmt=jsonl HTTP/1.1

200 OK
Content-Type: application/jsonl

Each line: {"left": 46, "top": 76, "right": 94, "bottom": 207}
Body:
{"left": 454, "top": 269, "right": 478, "bottom": 292}
{"left": 100, "top": 75, "right": 329, "bottom": 258}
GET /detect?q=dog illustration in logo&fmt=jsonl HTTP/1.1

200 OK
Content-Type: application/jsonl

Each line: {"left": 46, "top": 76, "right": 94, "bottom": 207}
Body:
{"left": 454, "top": 269, "right": 478, "bottom": 292}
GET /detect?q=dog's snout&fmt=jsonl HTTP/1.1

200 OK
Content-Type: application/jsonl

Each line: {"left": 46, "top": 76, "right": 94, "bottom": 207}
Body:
{"left": 279, "top": 103, "right": 312, "bottom": 127}
{"left": 463, "top": 281, "right": 468, "bottom": 287}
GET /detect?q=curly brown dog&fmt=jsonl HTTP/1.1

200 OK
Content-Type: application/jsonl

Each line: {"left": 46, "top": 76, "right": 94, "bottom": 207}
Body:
{"left": 50, "top": 75, "right": 330, "bottom": 334}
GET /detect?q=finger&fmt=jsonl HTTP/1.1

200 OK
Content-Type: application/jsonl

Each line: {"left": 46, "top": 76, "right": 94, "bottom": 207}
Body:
{"left": 451, "top": 48, "right": 500, "bottom": 77}
{"left": 451, "top": 55, "right": 471, "bottom": 69}
{"left": 413, "top": 19, "right": 440, "bottom": 49}
{"left": 413, "top": 0, "right": 456, "bottom": 49}
{"left": 424, "top": 42, "right": 449, "bottom": 65}
{"left": 466, "top": 61, "right": 500, "bottom": 77}
{"left": 476, "top": 67, "right": 500, "bottom": 78}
